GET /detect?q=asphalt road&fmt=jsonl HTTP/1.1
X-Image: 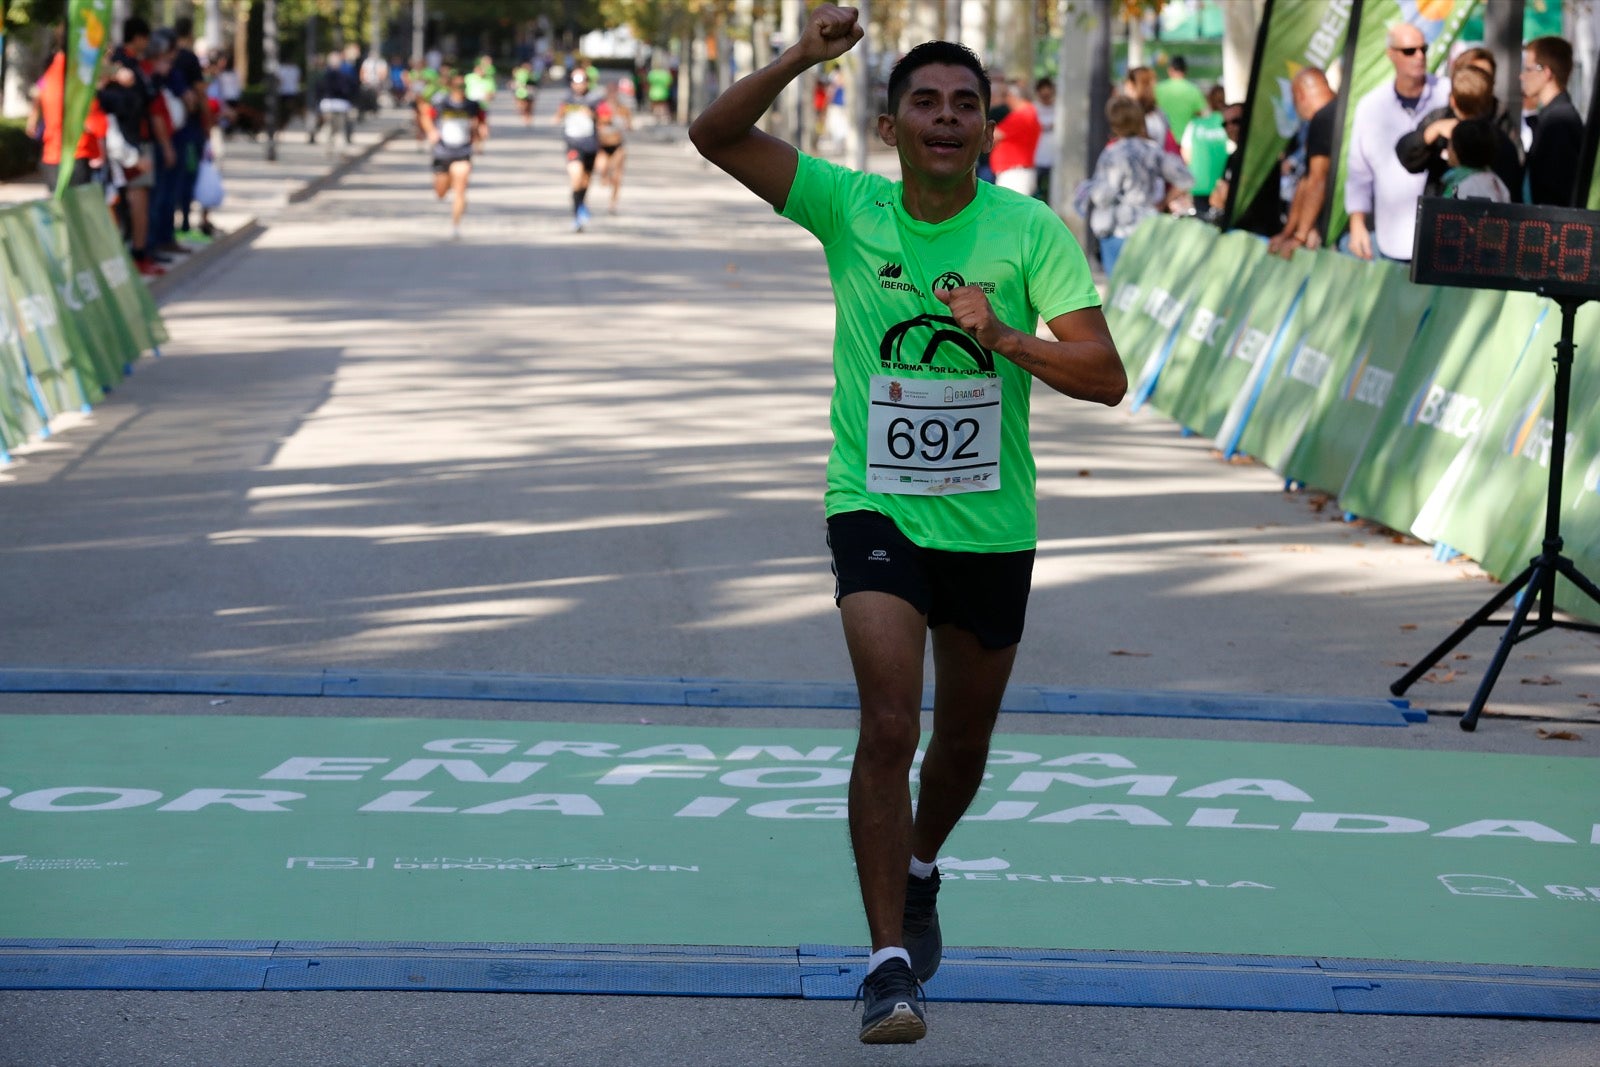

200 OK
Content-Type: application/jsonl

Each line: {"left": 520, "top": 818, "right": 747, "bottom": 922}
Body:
{"left": 1, "top": 101, "right": 1597, "bottom": 1066}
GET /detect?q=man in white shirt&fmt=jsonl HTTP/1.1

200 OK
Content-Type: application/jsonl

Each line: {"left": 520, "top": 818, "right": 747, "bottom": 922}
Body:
{"left": 1343, "top": 22, "right": 1449, "bottom": 262}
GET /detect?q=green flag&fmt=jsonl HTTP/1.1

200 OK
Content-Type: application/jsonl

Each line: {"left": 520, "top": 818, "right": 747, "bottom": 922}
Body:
{"left": 1230, "top": 0, "right": 1357, "bottom": 231}
{"left": 1324, "top": 0, "right": 1478, "bottom": 247}
{"left": 57, "top": 0, "right": 114, "bottom": 199}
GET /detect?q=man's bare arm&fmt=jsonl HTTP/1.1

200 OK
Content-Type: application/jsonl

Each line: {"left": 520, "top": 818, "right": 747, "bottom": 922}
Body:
{"left": 937, "top": 287, "right": 1128, "bottom": 407}
{"left": 688, "top": 4, "right": 862, "bottom": 209}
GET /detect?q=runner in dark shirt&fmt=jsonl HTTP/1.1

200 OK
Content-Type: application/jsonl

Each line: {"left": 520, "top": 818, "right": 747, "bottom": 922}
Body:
{"left": 419, "top": 76, "right": 487, "bottom": 239}
{"left": 554, "top": 68, "right": 604, "bottom": 231}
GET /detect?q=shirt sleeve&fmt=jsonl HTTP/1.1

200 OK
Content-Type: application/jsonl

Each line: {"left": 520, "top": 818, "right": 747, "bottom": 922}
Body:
{"left": 1343, "top": 99, "right": 1374, "bottom": 215}
{"left": 780, "top": 152, "right": 868, "bottom": 247}
{"left": 1025, "top": 204, "right": 1101, "bottom": 321}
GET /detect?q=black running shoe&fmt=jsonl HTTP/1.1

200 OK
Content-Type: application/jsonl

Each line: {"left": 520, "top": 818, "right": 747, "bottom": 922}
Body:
{"left": 856, "top": 958, "right": 927, "bottom": 1044}
{"left": 903, "top": 868, "right": 942, "bottom": 981}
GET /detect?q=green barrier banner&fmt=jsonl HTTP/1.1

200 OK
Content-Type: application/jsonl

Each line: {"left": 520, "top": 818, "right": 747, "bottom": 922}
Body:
{"left": 1326, "top": 0, "right": 1478, "bottom": 246}
{"left": 1339, "top": 288, "right": 1542, "bottom": 534}
{"left": 1105, "top": 215, "right": 1200, "bottom": 386}
{"left": 0, "top": 300, "right": 44, "bottom": 450}
{"left": 0, "top": 208, "right": 103, "bottom": 409}
{"left": 62, "top": 185, "right": 164, "bottom": 354}
{"left": 1120, "top": 220, "right": 1225, "bottom": 401}
{"left": 1277, "top": 262, "right": 1436, "bottom": 495}
{"left": 3, "top": 715, "right": 1599, "bottom": 968}
{"left": 1169, "top": 240, "right": 1309, "bottom": 441}
{"left": 1232, "top": 0, "right": 1356, "bottom": 231}
{"left": 1145, "top": 231, "right": 1273, "bottom": 433}
{"left": 60, "top": 187, "right": 155, "bottom": 358}
{"left": 22, "top": 199, "right": 130, "bottom": 392}
{"left": 1473, "top": 305, "right": 1600, "bottom": 624}
{"left": 1230, "top": 250, "right": 1374, "bottom": 470}
{"left": 1410, "top": 294, "right": 1557, "bottom": 570}
{"left": 0, "top": 213, "right": 96, "bottom": 416}
{"left": 57, "top": 0, "right": 113, "bottom": 199}
{"left": 1102, "top": 214, "right": 1173, "bottom": 345}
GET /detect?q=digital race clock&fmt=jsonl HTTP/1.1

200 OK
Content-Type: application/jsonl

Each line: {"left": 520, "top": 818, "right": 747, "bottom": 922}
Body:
{"left": 1411, "top": 197, "right": 1600, "bottom": 300}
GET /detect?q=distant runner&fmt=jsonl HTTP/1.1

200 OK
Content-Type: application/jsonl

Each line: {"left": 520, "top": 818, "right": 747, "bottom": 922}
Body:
{"left": 594, "top": 79, "right": 634, "bottom": 214}
{"left": 513, "top": 61, "right": 538, "bottom": 126}
{"left": 555, "top": 68, "right": 603, "bottom": 231}
{"left": 420, "top": 75, "right": 488, "bottom": 239}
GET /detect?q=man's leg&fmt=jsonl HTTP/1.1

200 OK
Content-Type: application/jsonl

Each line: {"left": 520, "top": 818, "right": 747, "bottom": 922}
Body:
{"left": 432, "top": 167, "right": 451, "bottom": 200}
{"left": 911, "top": 625, "right": 1017, "bottom": 863}
{"left": 839, "top": 590, "right": 926, "bottom": 952}
{"left": 449, "top": 161, "right": 471, "bottom": 226}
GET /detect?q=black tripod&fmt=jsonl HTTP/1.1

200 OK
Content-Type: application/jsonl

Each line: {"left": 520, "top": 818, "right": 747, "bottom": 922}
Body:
{"left": 1392, "top": 296, "right": 1600, "bottom": 731}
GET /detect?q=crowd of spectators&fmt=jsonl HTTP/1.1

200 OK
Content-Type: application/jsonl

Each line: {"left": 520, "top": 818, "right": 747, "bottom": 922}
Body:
{"left": 1072, "top": 30, "right": 1588, "bottom": 274}
{"left": 29, "top": 18, "right": 401, "bottom": 280}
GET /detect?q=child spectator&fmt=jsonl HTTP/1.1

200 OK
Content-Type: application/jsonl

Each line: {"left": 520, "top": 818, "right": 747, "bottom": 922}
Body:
{"left": 1443, "top": 118, "right": 1509, "bottom": 202}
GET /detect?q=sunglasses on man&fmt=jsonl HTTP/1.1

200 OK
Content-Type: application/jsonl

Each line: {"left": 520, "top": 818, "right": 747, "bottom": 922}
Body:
{"left": 1389, "top": 45, "right": 1424, "bottom": 56}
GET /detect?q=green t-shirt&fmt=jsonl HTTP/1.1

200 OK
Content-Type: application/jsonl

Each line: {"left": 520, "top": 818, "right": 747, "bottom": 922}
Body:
{"left": 1181, "top": 111, "right": 1230, "bottom": 196}
{"left": 780, "top": 153, "right": 1100, "bottom": 552}
{"left": 1153, "top": 75, "right": 1207, "bottom": 141}
{"left": 647, "top": 68, "right": 673, "bottom": 102}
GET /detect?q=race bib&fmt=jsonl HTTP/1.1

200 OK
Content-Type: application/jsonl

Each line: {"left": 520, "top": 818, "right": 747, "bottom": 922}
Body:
{"left": 563, "top": 110, "right": 596, "bottom": 139}
{"left": 439, "top": 118, "right": 471, "bottom": 147}
{"left": 865, "top": 375, "right": 1001, "bottom": 495}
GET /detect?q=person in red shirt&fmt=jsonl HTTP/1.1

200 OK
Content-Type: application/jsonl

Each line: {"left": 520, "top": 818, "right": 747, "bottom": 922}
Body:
{"left": 36, "top": 50, "right": 103, "bottom": 192}
{"left": 988, "top": 77, "right": 1040, "bottom": 196}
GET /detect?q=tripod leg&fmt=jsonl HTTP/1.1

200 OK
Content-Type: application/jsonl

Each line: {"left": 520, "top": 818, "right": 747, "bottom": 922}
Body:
{"left": 1552, "top": 556, "right": 1600, "bottom": 607}
{"left": 1390, "top": 563, "right": 1534, "bottom": 697}
{"left": 1459, "top": 562, "right": 1548, "bottom": 732}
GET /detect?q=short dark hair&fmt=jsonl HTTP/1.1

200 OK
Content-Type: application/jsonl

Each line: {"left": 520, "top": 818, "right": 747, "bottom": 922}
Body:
{"left": 123, "top": 16, "right": 150, "bottom": 42}
{"left": 1035, "top": 76, "right": 1054, "bottom": 92}
{"left": 1450, "top": 117, "right": 1496, "bottom": 169}
{"left": 887, "top": 40, "right": 990, "bottom": 114}
{"left": 1169, "top": 55, "right": 1188, "bottom": 74}
{"left": 1527, "top": 36, "right": 1573, "bottom": 89}
{"left": 173, "top": 16, "right": 193, "bottom": 39}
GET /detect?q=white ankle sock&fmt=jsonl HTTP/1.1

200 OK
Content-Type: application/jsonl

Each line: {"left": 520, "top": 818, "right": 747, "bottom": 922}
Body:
{"left": 908, "top": 856, "right": 937, "bottom": 880}
{"left": 867, "top": 947, "right": 912, "bottom": 974}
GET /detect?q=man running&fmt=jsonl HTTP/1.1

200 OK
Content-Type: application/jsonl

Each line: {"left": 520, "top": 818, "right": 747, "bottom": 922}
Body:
{"left": 513, "top": 61, "right": 537, "bottom": 126}
{"left": 554, "top": 68, "right": 603, "bottom": 231}
{"left": 689, "top": 4, "right": 1126, "bottom": 1045}
{"left": 419, "top": 75, "right": 487, "bottom": 239}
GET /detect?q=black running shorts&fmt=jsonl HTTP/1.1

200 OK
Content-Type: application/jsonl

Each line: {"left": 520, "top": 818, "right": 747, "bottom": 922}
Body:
{"left": 431, "top": 153, "right": 471, "bottom": 173}
{"left": 826, "top": 509, "right": 1035, "bottom": 650}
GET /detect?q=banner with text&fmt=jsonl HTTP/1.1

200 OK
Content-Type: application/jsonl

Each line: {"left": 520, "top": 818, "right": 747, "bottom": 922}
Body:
{"left": 1, "top": 715, "right": 1597, "bottom": 967}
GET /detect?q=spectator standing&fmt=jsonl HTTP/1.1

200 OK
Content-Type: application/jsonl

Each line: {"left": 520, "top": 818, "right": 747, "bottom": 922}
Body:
{"left": 1032, "top": 77, "right": 1056, "bottom": 202}
{"left": 1081, "top": 94, "right": 1193, "bottom": 275}
{"left": 1395, "top": 64, "right": 1522, "bottom": 200}
{"left": 1442, "top": 118, "right": 1510, "bottom": 202}
{"left": 1519, "top": 36, "right": 1582, "bottom": 206}
{"left": 1124, "top": 66, "right": 1180, "bottom": 153}
{"left": 311, "top": 51, "right": 357, "bottom": 146}
{"left": 1154, "top": 55, "right": 1207, "bottom": 142}
{"left": 144, "top": 30, "right": 188, "bottom": 259}
{"left": 36, "top": 47, "right": 102, "bottom": 191}
{"left": 168, "top": 19, "right": 209, "bottom": 244}
{"left": 1181, "top": 85, "right": 1231, "bottom": 220}
{"left": 647, "top": 63, "right": 673, "bottom": 123}
{"left": 1207, "top": 103, "right": 1247, "bottom": 226}
{"left": 275, "top": 58, "right": 301, "bottom": 127}
{"left": 990, "top": 78, "right": 1040, "bottom": 196}
{"left": 1342, "top": 21, "right": 1449, "bottom": 262}
{"left": 100, "top": 18, "right": 167, "bottom": 274}
{"left": 1268, "top": 69, "right": 1337, "bottom": 258}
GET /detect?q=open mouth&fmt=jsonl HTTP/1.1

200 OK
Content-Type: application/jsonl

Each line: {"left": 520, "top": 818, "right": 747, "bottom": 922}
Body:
{"left": 924, "top": 137, "right": 963, "bottom": 154}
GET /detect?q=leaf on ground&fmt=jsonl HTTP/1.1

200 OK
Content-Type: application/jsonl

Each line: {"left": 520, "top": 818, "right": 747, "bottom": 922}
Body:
{"left": 1536, "top": 728, "right": 1581, "bottom": 741}
{"left": 1077, "top": 469, "right": 1092, "bottom": 477}
{"left": 1400, "top": 623, "right": 1419, "bottom": 631}
{"left": 1384, "top": 661, "right": 1411, "bottom": 668}
{"left": 1109, "top": 649, "right": 1152, "bottom": 657}
{"left": 1282, "top": 544, "right": 1315, "bottom": 553}
{"left": 1453, "top": 653, "right": 1472, "bottom": 660}
{"left": 1520, "top": 676, "right": 1561, "bottom": 686}
{"left": 1423, "top": 669, "right": 1459, "bottom": 684}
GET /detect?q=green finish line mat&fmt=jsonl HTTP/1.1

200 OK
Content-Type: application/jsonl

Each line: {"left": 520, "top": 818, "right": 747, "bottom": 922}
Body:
{"left": 2, "top": 715, "right": 1597, "bottom": 1017}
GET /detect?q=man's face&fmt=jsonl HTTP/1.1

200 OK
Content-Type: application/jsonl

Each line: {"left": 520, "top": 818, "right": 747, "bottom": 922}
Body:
{"left": 1386, "top": 27, "right": 1427, "bottom": 80}
{"left": 1036, "top": 83, "right": 1055, "bottom": 106}
{"left": 1223, "top": 106, "right": 1244, "bottom": 138}
{"left": 881, "top": 63, "right": 993, "bottom": 182}
{"left": 1519, "top": 48, "right": 1553, "bottom": 100}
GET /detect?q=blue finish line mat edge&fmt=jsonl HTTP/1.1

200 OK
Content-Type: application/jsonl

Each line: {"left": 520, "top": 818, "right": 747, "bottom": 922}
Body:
{"left": 1, "top": 940, "right": 1594, "bottom": 1020}
{"left": 0, "top": 667, "right": 1423, "bottom": 726}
